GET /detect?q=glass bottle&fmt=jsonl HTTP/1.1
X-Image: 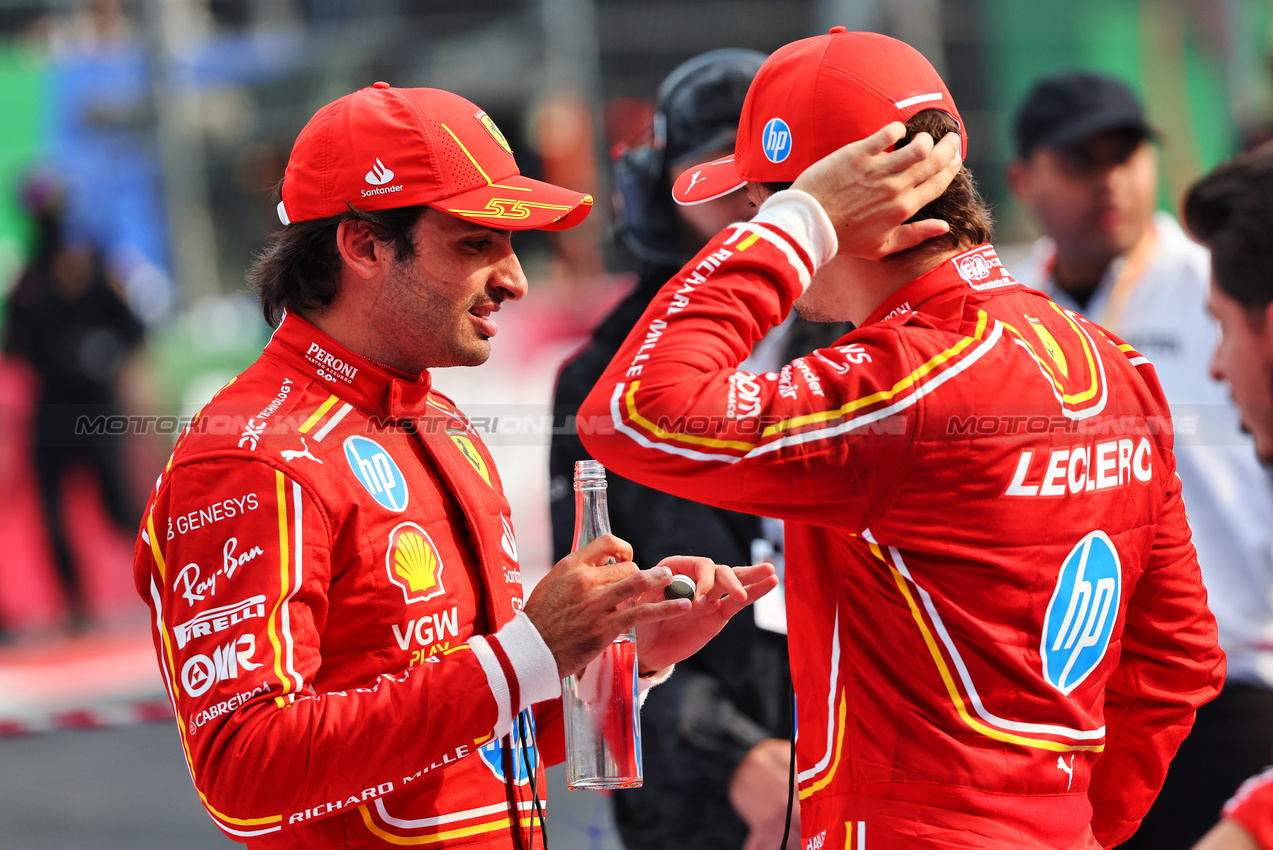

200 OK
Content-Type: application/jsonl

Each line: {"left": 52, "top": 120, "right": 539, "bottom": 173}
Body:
{"left": 563, "top": 459, "right": 643, "bottom": 789}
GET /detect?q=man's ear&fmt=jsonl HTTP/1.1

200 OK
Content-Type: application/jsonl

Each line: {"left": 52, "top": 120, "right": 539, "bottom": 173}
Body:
{"left": 335, "top": 219, "right": 384, "bottom": 280}
{"left": 745, "top": 182, "right": 771, "bottom": 208}
{"left": 1005, "top": 158, "right": 1030, "bottom": 205}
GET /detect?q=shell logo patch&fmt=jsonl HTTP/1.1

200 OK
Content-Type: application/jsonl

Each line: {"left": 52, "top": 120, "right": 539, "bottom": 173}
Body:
{"left": 475, "top": 111, "right": 513, "bottom": 156}
{"left": 386, "top": 521, "right": 446, "bottom": 604}
{"left": 449, "top": 429, "right": 492, "bottom": 487}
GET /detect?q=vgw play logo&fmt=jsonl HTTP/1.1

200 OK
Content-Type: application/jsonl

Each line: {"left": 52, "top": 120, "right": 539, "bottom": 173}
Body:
{"left": 1041, "top": 531, "right": 1121, "bottom": 694}
{"left": 479, "top": 711, "right": 537, "bottom": 785}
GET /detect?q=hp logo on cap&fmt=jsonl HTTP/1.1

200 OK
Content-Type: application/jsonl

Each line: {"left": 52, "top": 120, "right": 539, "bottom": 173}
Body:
{"left": 761, "top": 118, "right": 792, "bottom": 163}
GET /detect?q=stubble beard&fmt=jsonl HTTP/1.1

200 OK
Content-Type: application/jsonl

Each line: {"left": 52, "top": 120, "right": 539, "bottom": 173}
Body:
{"left": 378, "top": 261, "right": 492, "bottom": 372}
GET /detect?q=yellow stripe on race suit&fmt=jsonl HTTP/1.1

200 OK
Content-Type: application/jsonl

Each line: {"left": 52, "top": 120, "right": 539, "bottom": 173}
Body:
{"left": 299, "top": 394, "right": 339, "bottom": 434}
{"left": 736, "top": 232, "right": 761, "bottom": 251}
{"left": 799, "top": 689, "right": 847, "bottom": 800}
{"left": 760, "top": 310, "right": 989, "bottom": 438}
{"left": 358, "top": 806, "right": 536, "bottom": 845}
{"left": 151, "top": 580, "right": 284, "bottom": 834}
{"left": 198, "top": 791, "right": 283, "bottom": 827}
{"left": 624, "top": 310, "right": 991, "bottom": 452}
{"left": 148, "top": 500, "right": 285, "bottom": 834}
{"left": 146, "top": 512, "right": 168, "bottom": 583}
{"left": 867, "top": 541, "right": 1104, "bottom": 753}
{"left": 269, "top": 471, "right": 295, "bottom": 691}
{"left": 1046, "top": 302, "right": 1100, "bottom": 404}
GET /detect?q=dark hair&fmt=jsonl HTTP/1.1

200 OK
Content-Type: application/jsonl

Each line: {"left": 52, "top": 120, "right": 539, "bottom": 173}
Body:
{"left": 1183, "top": 141, "right": 1273, "bottom": 312}
{"left": 248, "top": 203, "right": 427, "bottom": 327}
{"left": 764, "top": 109, "right": 992, "bottom": 258}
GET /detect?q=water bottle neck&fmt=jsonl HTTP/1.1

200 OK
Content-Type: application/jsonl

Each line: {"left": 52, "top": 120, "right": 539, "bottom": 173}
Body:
{"left": 572, "top": 459, "right": 611, "bottom": 548}
{"left": 572, "top": 486, "right": 611, "bottom": 549}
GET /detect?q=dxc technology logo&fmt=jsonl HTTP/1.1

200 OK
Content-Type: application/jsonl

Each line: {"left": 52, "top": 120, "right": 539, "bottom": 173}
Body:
{"left": 1041, "top": 531, "right": 1121, "bottom": 694}
{"left": 761, "top": 118, "right": 792, "bottom": 163}
{"left": 343, "top": 436, "right": 409, "bottom": 512}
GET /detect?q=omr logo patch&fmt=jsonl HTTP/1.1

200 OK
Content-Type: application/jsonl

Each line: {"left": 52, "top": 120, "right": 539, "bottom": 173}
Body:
{"left": 343, "top": 436, "right": 408, "bottom": 512}
{"left": 386, "top": 521, "right": 446, "bottom": 604}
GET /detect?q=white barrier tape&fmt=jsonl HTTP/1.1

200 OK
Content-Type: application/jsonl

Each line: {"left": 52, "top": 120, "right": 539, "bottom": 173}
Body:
{"left": 0, "top": 698, "right": 173, "bottom": 737}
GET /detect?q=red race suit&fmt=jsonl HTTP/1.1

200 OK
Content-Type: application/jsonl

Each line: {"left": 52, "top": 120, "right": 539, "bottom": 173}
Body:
{"left": 578, "top": 191, "right": 1225, "bottom": 849}
{"left": 1224, "top": 767, "right": 1273, "bottom": 849}
{"left": 134, "top": 312, "right": 565, "bottom": 848}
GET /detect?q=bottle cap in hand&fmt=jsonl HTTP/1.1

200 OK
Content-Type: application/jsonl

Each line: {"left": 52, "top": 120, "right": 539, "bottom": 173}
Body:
{"left": 664, "top": 574, "right": 697, "bottom": 601}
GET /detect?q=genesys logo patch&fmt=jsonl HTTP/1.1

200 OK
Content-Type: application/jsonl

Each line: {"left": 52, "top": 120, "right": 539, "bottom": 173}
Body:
{"left": 344, "top": 436, "right": 408, "bottom": 512}
{"left": 1041, "top": 531, "right": 1121, "bottom": 695}
{"left": 386, "top": 521, "right": 446, "bottom": 604}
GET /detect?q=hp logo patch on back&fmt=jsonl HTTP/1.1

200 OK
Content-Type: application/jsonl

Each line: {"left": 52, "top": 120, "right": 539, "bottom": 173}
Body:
{"left": 1041, "top": 531, "right": 1121, "bottom": 694}
{"left": 761, "top": 118, "right": 792, "bottom": 163}
{"left": 343, "top": 436, "right": 409, "bottom": 512}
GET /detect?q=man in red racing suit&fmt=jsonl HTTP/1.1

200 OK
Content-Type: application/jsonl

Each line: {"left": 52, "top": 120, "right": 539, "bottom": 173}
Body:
{"left": 133, "top": 83, "right": 780, "bottom": 848}
{"left": 579, "top": 31, "right": 1225, "bottom": 849}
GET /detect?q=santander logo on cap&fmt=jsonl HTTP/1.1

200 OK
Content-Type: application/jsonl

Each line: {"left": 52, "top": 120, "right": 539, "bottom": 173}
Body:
{"left": 365, "top": 158, "right": 395, "bottom": 186}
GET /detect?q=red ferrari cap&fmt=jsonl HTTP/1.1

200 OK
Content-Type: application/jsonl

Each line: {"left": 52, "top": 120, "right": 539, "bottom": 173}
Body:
{"left": 673, "top": 29, "right": 965, "bottom": 205}
{"left": 279, "top": 82, "right": 593, "bottom": 230}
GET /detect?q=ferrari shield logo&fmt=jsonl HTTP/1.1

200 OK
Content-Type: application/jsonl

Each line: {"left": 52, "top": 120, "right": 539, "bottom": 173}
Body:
{"left": 449, "top": 429, "right": 492, "bottom": 487}
{"left": 386, "top": 522, "right": 446, "bottom": 604}
{"left": 475, "top": 111, "right": 513, "bottom": 155}
{"left": 1027, "top": 317, "right": 1070, "bottom": 379}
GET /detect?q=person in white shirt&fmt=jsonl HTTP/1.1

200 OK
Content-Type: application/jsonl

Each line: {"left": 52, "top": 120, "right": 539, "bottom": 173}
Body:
{"left": 1008, "top": 70, "right": 1273, "bottom": 850}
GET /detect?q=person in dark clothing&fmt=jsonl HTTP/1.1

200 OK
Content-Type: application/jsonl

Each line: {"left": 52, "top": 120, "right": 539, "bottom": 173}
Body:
{"left": 3, "top": 173, "right": 145, "bottom": 628}
{"left": 551, "top": 50, "right": 847, "bottom": 850}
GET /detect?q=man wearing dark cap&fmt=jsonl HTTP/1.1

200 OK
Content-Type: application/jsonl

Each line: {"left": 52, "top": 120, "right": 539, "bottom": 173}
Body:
{"left": 551, "top": 49, "right": 845, "bottom": 850}
{"left": 580, "top": 29, "right": 1224, "bottom": 849}
{"left": 131, "top": 82, "right": 793, "bottom": 849}
{"left": 1009, "top": 72, "right": 1273, "bottom": 850}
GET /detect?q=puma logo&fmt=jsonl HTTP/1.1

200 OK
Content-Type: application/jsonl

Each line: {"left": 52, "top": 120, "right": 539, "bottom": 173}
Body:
{"left": 684, "top": 170, "right": 707, "bottom": 195}
{"left": 1056, "top": 755, "right": 1075, "bottom": 790}
{"left": 281, "top": 436, "right": 323, "bottom": 464}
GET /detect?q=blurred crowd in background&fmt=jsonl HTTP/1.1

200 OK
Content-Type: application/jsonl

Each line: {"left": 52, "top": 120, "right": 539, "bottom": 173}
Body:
{"left": 2, "top": 0, "right": 1270, "bottom": 637}
{"left": 1, "top": 0, "right": 1273, "bottom": 846}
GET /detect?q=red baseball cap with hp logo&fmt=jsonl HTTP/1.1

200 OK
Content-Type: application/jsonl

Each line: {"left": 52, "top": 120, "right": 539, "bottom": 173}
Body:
{"left": 673, "top": 29, "right": 966, "bottom": 205}
{"left": 279, "top": 82, "right": 593, "bottom": 230}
